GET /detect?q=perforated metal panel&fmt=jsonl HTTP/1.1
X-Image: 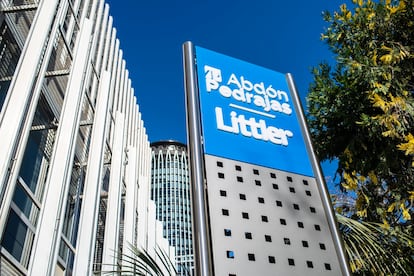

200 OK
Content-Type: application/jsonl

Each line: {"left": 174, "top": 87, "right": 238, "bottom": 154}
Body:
{"left": 205, "top": 154, "right": 341, "bottom": 276}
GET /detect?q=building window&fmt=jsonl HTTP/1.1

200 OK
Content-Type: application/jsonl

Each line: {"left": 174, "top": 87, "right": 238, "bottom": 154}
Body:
{"left": 261, "top": 215, "right": 268, "bottom": 222}
{"left": 303, "top": 179, "right": 309, "bottom": 185}
{"left": 220, "top": 190, "right": 227, "bottom": 197}
{"left": 258, "top": 197, "right": 265, "bottom": 203}
{"left": 239, "top": 193, "right": 246, "bottom": 200}
{"left": 217, "top": 161, "right": 223, "bottom": 167}
{"left": 222, "top": 209, "right": 229, "bottom": 216}
{"left": 307, "top": 261, "right": 314, "bottom": 268}
{"left": 284, "top": 238, "right": 291, "bottom": 245}
{"left": 235, "top": 165, "right": 241, "bottom": 171}
{"left": 270, "top": 172, "right": 276, "bottom": 179}
{"left": 242, "top": 212, "right": 249, "bottom": 219}
{"left": 268, "top": 256, "right": 276, "bottom": 264}
{"left": 319, "top": 243, "right": 326, "bottom": 250}
{"left": 265, "top": 235, "right": 272, "bottom": 242}
{"left": 280, "top": 218, "right": 286, "bottom": 225}
{"left": 276, "top": 200, "right": 283, "bottom": 207}
{"left": 224, "top": 229, "right": 232, "bottom": 236}
{"left": 245, "top": 232, "right": 252, "bottom": 239}
{"left": 237, "top": 176, "right": 243, "bottom": 182}
{"left": 298, "top": 221, "right": 304, "bottom": 228}
{"left": 255, "top": 180, "right": 261, "bottom": 186}
{"left": 305, "top": 190, "right": 312, "bottom": 196}
{"left": 293, "top": 203, "right": 299, "bottom": 210}
{"left": 314, "top": 224, "right": 321, "bottom": 231}
{"left": 288, "top": 258, "right": 295, "bottom": 266}
{"left": 310, "top": 207, "right": 316, "bottom": 213}
{"left": 218, "top": 172, "right": 225, "bottom": 179}
{"left": 253, "top": 169, "right": 259, "bottom": 175}
{"left": 1, "top": 209, "right": 29, "bottom": 261}
{"left": 302, "top": 240, "right": 309, "bottom": 247}
{"left": 272, "top": 183, "right": 279, "bottom": 190}
{"left": 325, "top": 263, "right": 332, "bottom": 270}
{"left": 248, "top": 253, "right": 255, "bottom": 261}
{"left": 287, "top": 176, "right": 293, "bottom": 182}
{"left": 226, "top": 250, "right": 235, "bottom": 259}
{"left": 289, "top": 187, "right": 295, "bottom": 193}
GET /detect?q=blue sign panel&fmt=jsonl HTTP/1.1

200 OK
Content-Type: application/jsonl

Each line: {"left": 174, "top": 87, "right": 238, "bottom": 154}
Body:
{"left": 195, "top": 46, "right": 314, "bottom": 177}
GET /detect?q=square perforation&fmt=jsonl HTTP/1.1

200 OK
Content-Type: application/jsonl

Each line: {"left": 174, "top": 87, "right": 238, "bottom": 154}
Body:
{"left": 205, "top": 155, "right": 342, "bottom": 275}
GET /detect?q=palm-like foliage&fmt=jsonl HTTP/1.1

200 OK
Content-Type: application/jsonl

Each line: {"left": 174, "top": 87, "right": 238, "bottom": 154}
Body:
{"left": 337, "top": 214, "right": 413, "bottom": 275}
{"left": 98, "top": 243, "right": 177, "bottom": 276}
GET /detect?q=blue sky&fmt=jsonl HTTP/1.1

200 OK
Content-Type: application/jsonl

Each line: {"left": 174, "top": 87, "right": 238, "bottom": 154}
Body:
{"left": 105, "top": 0, "right": 349, "bottom": 145}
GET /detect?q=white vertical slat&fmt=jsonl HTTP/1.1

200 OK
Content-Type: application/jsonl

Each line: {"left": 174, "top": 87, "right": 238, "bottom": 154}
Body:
{"left": 101, "top": 111, "right": 125, "bottom": 272}
{"left": 0, "top": 0, "right": 60, "bottom": 229}
{"left": 122, "top": 146, "right": 137, "bottom": 266}
{"left": 72, "top": 70, "right": 111, "bottom": 275}
{"left": 28, "top": 18, "right": 93, "bottom": 276}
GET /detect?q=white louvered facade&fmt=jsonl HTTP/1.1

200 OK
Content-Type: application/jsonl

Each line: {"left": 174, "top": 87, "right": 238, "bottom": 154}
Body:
{"left": 0, "top": 1, "right": 174, "bottom": 275}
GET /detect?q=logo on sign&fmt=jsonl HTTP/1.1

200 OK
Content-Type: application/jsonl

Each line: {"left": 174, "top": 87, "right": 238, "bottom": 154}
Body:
{"left": 203, "top": 65, "right": 294, "bottom": 146}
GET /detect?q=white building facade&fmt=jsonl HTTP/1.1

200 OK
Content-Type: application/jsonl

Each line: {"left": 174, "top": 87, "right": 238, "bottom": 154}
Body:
{"left": 0, "top": 0, "right": 174, "bottom": 275}
{"left": 151, "top": 141, "right": 194, "bottom": 275}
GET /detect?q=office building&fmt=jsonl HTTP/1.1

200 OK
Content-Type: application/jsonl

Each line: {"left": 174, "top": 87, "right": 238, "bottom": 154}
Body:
{"left": 0, "top": 1, "right": 174, "bottom": 275}
{"left": 151, "top": 141, "right": 194, "bottom": 275}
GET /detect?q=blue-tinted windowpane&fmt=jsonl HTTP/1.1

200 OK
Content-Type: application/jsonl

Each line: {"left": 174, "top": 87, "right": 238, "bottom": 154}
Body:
{"left": 19, "top": 131, "right": 44, "bottom": 192}
{"left": 1, "top": 210, "right": 28, "bottom": 261}
{"left": 12, "top": 184, "right": 33, "bottom": 218}
{"left": 0, "top": 80, "right": 10, "bottom": 111}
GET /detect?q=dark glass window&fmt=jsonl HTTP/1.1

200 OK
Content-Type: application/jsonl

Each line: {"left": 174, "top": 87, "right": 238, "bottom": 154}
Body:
{"left": 302, "top": 240, "right": 309, "bottom": 247}
{"left": 226, "top": 250, "right": 234, "bottom": 258}
{"left": 280, "top": 218, "right": 286, "bottom": 225}
{"left": 287, "top": 176, "right": 293, "bottom": 182}
{"left": 325, "top": 263, "right": 332, "bottom": 270}
{"left": 268, "top": 256, "right": 276, "bottom": 264}
{"left": 224, "top": 229, "right": 232, "bottom": 236}
{"left": 289, "top": 187, "right": 295, "bottom": 193}
{"left": 306, "top": 190, "right": 312, "bottom": 196}
{"left": 248, "top": 253, "right": 255, "bottom": 261}
{"left": 307, "top": 261, "right": 314, "bottom": 268}
{"left": 270, "top": 172, "right": 276, "bottom": 178}
{"left": 265, "top": 235, "right": 272, "bottom": 242}
{"left": 235, "top": 165, "right": 241, "bottom": 171}
{"left": 315, "top": 224, "right": 321, "bottom": 231}
{"left": 220, "top": 190, "right": 227, "bottom": 197}
{"left": 237, "top": 176, "right": 243, "bottom": 182}
{"left": 222, "top": 209, "right": 229, "bottom": 216}
{"left": 218, "top": 172, "right": 225, "bottom": 179}
{"left": 245, "top": 232, "right": 252, "bottom": 239}
{"left": 242, "top": 212, "right": 249, "bottom": 219}
{"left": 298, "top": 221, "right": 304, "bottom": 228}
{"left": 319, "top": 243, "right": 326, "bottom": 250}
{"left": 276, "top": 200, "right": 282, "bottom": 207}
{"left": 284, "top": 238, "right": 291, "bottom": 245}
{"left": 272, "top": 183, "right": 279, "bottom": 190}
{"left": 239, "top": 194, "right": 246, "bottom": 200}
{"left": 253, "top": 169, "right": 259, "bottom": 175}
{"left": 288, "top": 258, "right": 295, "bottom": 266}
{"left": 258, "top": 197, "right": 264, "bottom": 203}
{"left": 261, "top": 215, "right": 268, "bottom": 222}
{"left": 1, "top": 210, "right": 28, "bottom": 261}
{"left": 293, "top": 203, "right": 299, "bottom": 210}
{"left": 217, "top": 161, "right": 223, "bottom": 167}
{"left": 255, "top": 180, "right": 261, "bottom": 186}
{"left": 310, "top": 207, "right": 316, "bottom": 213}
{"left": 303, "top": 179, "right": 309, "bottom": 185}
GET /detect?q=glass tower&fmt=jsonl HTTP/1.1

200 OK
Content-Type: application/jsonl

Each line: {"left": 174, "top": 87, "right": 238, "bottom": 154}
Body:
{"left": 151, "top": 141, "right": 194, "bottom": 275}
